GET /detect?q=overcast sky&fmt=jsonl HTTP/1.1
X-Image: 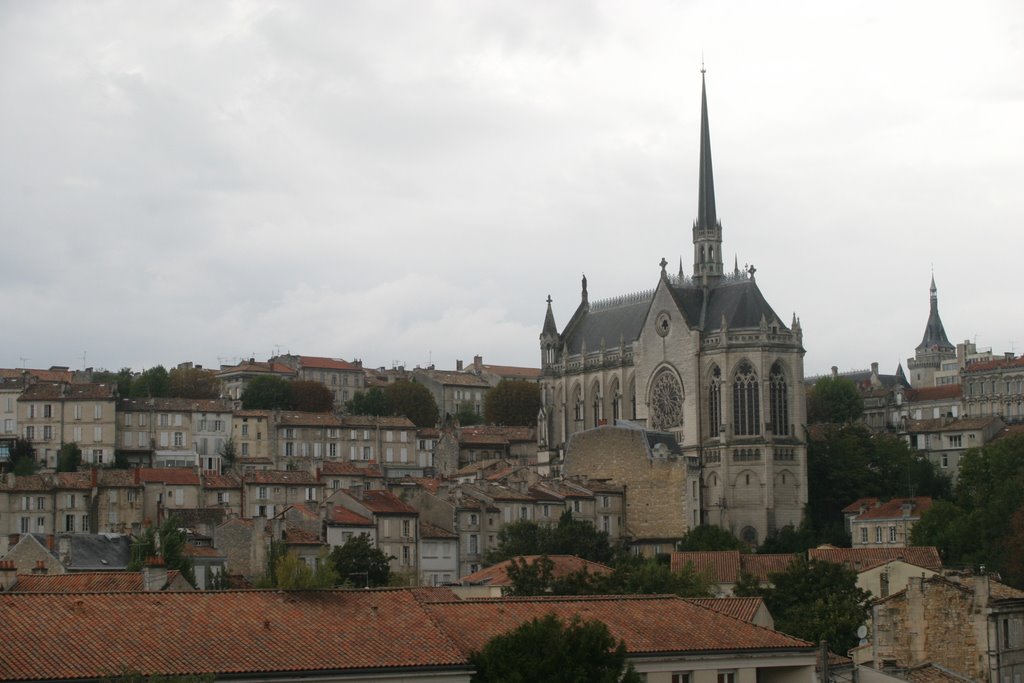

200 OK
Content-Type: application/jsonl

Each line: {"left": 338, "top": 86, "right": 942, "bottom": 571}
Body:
{"left": 2, "top": 1, "right": 1022, "bottom": 378}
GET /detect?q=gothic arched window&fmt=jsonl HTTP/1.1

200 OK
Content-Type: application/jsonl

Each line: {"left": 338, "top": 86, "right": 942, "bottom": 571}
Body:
{"left": 650, "top": 369, "right": 684, "bottom": 431}
{"left": 708, "top": 365, "right": 722, "bottom": 438}
{"left": 769, "top": 361, "right": 789, "bottom": 436}
{"left": 573, "top": 386, "right": 583, "bottom": 423}
{"left": 733, "top": 361, "right": 760, "bottom": 436}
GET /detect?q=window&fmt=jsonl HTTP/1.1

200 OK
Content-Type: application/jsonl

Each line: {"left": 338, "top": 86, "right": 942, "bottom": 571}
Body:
{"left": 43, "top": 404, "right": 52, "bottom": 418}
{"left": 769, "top": 362, "right": 789, "bottom": 435}
{"left": 402, "top": 545, "right": 410, "bottom": 565}
{"left": 65, "top": 514, "right": 75, "bottom": 532}
{"left": 329, "top": 442, "right": 338, "bottom": 458}
{"left": 733, "top": 362, "right": 760, "bottom": 436}
{"left": 672, "top": 674, "right": 692, "bottom": 683}
{"left": 24, "top": 425, "right": 34, "bottom": 440}
{"left": 36, "top": 496, "right": 45, "bottom": 510}
{"left": 93, "top": 426, "right": 102, "bottom": 442}
{"left": 241, "top": 423, "right": 249, "bottom": 437}
{"left": 127, "top": 490, "right": 137, "bottom": 503}
{"left": 875, "top": 526, "right": 883, "bottom": 543}
{"left": 217, "top": 492, "right": 229, "bottom": 505}
{"left": 305, "top": 487, "right": 316, "bottom": 501}
{"left": 124, "top": 413, "right": 132, "bottom": 427}
{"left": 888, "top": 526, "right": 897, "bottom": 543}
{"left": 363, "top": 446, "right": 371, "bottom": 460}
{"left": 67, "top": 494, "right": 76, "bottom": 508}
{"left": 258, "top": 486, "right": 268, "bottom": 500}
{"left": 860, "top": 527, "right": 868, "bottom": 544}
{"left": 469, "top": 513, "right": 478, "bottom": 526}
{"left": 717, "top": 673, "right": 735, "bottom": 683}
{"left": 174, "top": 413, "right": 182, "bottom": 426}
{"left": 601, "top": 495, "right": 610, "bottom": 508}
{"left": 519, "top": 506, "right": 528, "bottom": 520}
{"left": 941, "top": 453, "right": 949, "bottom": 468}
{"left": 469, "top": 534, "right": 478, "bottom": 554}
{"left": 81, "top": 515, "right": 89, "bottom": 532}
{"left": 572, "top": 499, "right": 581, "bottom": 513}
{"left": 285, "top": 442, "right": 294, "bottom": 457}
{"left": 36, "top": 516, "right": 45, "bottom": 532}
{"left": 602, "top": 515, "right": 610, "bottom": 533}
{"left": 542, "top": 504, "right": 550, "bottom": 518}
{"left": 94, "top": 404, "right": 103, "bottom": 420}
{"left": 159, "top": 414, "right": 169, "bottom": 427}
{"left": 402, "top": 520, "right": 411, "bottom": 537}
{"left": 241, "top": 442, "right": 249, "bottom": 456}
{"left": 949, "top": 434, "right": 963, "bottom": 448}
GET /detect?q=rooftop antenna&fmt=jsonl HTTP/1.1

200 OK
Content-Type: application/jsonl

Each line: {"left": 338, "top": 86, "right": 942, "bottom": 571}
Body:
{"left": 19, "top": 356, "right": 30, "bottom": 370}
{"left": 82, "top": 351, "right": 87, "bottom": 370}
{"left": 701, "top": 50, "right": 705, "bottom": 74}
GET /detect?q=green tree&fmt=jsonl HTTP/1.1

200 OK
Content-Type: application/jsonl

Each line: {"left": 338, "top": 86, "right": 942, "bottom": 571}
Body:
{"left": 758, "top": 557, "right": 870, "bottom": 651}
{"left": 56, "top": 442, "right": 82, "bottom": 472}
{"left": 454, "top": 403, "right": 484, "bottom": 427}
{"left": 731, "top": 571, "right": 764, "bottom": 597}
{"left": 9, "top": 437, "right": 37, "bottom": 475}
{"left": 484, "top": 380, "right": 540, "bottom": 426}
{"left": 218, "top": 438, "right": 237, "bottom": 469}
{"left": 807, "top": 376, "right": 863, "bottom": 424}
{"left": 346, "top": 387, "right": 388, "bottom": 416}
{"left": 287, "top": 380, "right": 335, "bottom": 412}
{"left": 269, "top": 551, "right": 338, "bottom": 589}
{"left": 128, "top": 516, "right": 196, "bottom": 586}
{"left": 382, "top": 380, "right": 439, "bottom": 428}
{"left": 487, "top": 513, "right": 614, "bottom": 564}
{"left": 241, "top": 375, "right": 292, "bottom": 409}
{"left": 167, "top": 366, "right": 221, "bottom": 399}
{"left": 596, "top": 555, "right": 713, "bottom": 597}
{"left": 328, "top": 534, "right": 393, "bottom": 587}
{"left": 130, "top": 366, "right": 170, "bottom": 398}
{"left": 677, "top": 524, "right": 750, "bottom": 552}
{"left": 90, "top": 367, "right": 134, "bottom": 397}
{"left": 758, "top": 524, "right": 817, "bottom": 554}
{"left": 469, "top": 614, "right": 641, "bottom": 683}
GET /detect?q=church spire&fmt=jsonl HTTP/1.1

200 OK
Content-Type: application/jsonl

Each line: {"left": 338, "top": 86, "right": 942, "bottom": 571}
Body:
{"left": 542, "top": 295, "right": 558, "bottom": 337}
{"left": 916, "top": 275, "right": 954, "bottom": 352}
{"left": 692, "top": 67, "right": 724, "bottom": 280}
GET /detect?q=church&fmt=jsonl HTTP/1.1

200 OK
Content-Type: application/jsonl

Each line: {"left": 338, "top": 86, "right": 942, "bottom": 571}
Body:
{"left": 538, "top": 73, "right": 808, "bottom": 546}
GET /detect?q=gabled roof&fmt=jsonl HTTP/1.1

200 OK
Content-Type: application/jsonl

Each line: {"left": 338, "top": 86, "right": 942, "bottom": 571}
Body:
{"left": 849, "top": 497, "right": 931, "bottom": 521}
{"left": 20, "top": 382, "right": 116, "bottom": 401}
{"left": 0, "top": 589, "right": 469, "bottom": 680}
{"left": 10, "top": 570, "right": 183, "bottom": 593}
{"left": 244, "top": 470, "right": 320, "bottom": 486}
{"left": 277, "top": 411, "right": 343, "bottom": 427}
{"left": 808, "top": 546, "right": 942, "bottom": 572}
{"left": 415, "top": 369, "right": 492, "bottom": 388}
{"left": 293, "top": 356, "right": 361, "bottom": 371}
{"left": 459, "top": 425, "right": 535, "bottom": 443}
{"left": 474, "top": 363, "right": 542, "bottom": 380}
{"left": 904, "top": 417, "right": 1001, "bottom": 433}
{"left": 420, "top": 522, "right": 457, "bottom": 539}
{"left": 339, "top": 415, "right": 417, "bottom": 429}
{"left": 687, "top": 596, "right": 767, "bottom": 623}
{"left": 423, "top": 594, "right": 813, "bottom": 657}
{"left": 320, "top": 460, "right": 384, "bottom": 477}
{"left": 458, "top": 555, "right": 613, "bottom": 586}
{"left": 327, "top": 506, "right": 374, "bottom": 526}
{"left": 118, "top": 397, "right": 233, "bottom": 412}
{"left": 669, "top": 551, "right": 798, "bottom": 583}
{"left": 136, "top": 468, "right": 201, "bottom": 486}
{"left": 202, "top": 473, "right": 241, "bottom": 489}
{"left": 216, "top": 360, "right": 296, "bottom": 377}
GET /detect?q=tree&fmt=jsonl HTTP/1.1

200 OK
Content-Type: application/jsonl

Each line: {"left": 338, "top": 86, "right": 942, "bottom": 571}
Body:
{"left": 677, "top": 524, "right": 750, "bottom": 552}
{"left": 328, "top": 534, "right": 393, "bottom": 587}
{"left": 241, "top": 375, "right": 292, "bottom": 410}
{"left": 130, "top": 366, "right": 170, "bottom": 398}
{"left": 218, "top": 438, "right": 237, "bottom": 469}
{"left": 287, "top": 380, "right": 335, "bottom": 412}
{"left": 56, "top": 442, "right": 82, "bottom": 472}
{"left": 484, "top": 380, "right": 540, "bottom": 426}
{"left": 454, "top": 403, "right": 484, "bottom": 427}
{"left": 487, "top": 513, "right": 615, "bottom": 564}
{"left": 9, "top": 437, "right": 37, "bottom": 475}
{"left": 128, "top": 516, "right": 196, "bottom": 586}
{"left": 346, "top": 387, "right": 388, "bottom": 416}
{"left": 596, "top": 555, "right": 713, "bottom": 597}
{"left": 758, "top": 557, "right": 870, "bottom": 652}
{"left": 469, "top": 614, "right": 641, "bottom": 683}
{"left": 807, "top": 376, "right": 863, "bottom": 424}
{"left": 268, "top": 551, "right": 338, "bottom": 589}
{"left": 167, "top": 366, "right": 221, "bottom": 399}
{"left": 382, "top": 380, "right": 439, "bottom": 428}
{"left": 757, "top": 524, "right": 817, "bottom": 554}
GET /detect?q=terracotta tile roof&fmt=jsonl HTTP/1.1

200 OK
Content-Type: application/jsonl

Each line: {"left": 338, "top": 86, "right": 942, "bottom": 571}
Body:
{"left": 808, "top": 546, "right": 942, "bottom": 572}
{"left": 962, "top": 356, "right": 1024, "bottom": 373}
{"left": 459, "top": 426, "right": 535, "bottom": 442}
{"left": 527, "top": 485, "right": 564, "bottom": 502}
{"left": 415, "top": 370, "right": 491, "bottom": 387}
{"left": 849, "top": 497, "right": 932, "bottom": 521}
{"left": 216, "top": 360, "right": 296, "bottom": 377}
{"left": 687, "top": 596, "right": 767, "bottom": 623}
{"left": 118, "top": 397, "right": 233, "bottom": 412}
{"left": 741, "top": 554, "right": 800, "bottom": 582}
{"left": 98, "top": 469, "right": 142, "bottom": 488}
{"left": 0, "top": 368, "right": 73, "bottom": 382}
{"left": 0, "top": 590, "right": 469, "bottom": 679}
{"left": 357, "top": 490, "right": 418, "bottom": 515}
{"left": 10, "top": 571, "right": 183, "bottom": 593}
{"left": 902, "top": 662, "right": 975, "bottom": 682}
{"left": 284, "top": 527, "right": 322, "bottom": 546}
{"left": 904, "top": 385, "right": 963, "bottom": 401}
{"left": 454, "top": 459, "right": 508, "bottom": 477}
{"left": 327, "top": 506, "right": 375, "bottom": 526}
{"left": 420, "top": 522, "right": 457, "bottom": 539}
{"left": 423, "top": 595, "right": 813, "bottom": 656}
{"left": 183, "top": 544, "right": 225, "bottom": 559}
{"left": 459, "top": 555, "right": 613, "bottom": 586}
{"left": 244, "top": 470, "right": 320, "bottom": 486}
{"left": 202, "top": 473, "right": 241, "bottom": 489}
{"left": 995, "top": 424, "right": 1024, "bottom": 441}
{"left": 294, "top": 356, "right": 361, "bottom": 371}
{"left": 671, "top": 551, "right": 742, "bottom": 582}
{"left": 459, "top": 433, "right": 509, "bottom": 446}
{"left": 278, "top": 411, "right": 343, "bottom": 427}
{"left": 405, "top": 476, "right": 442, "bottom": 493}
{"left": 320, "top": 461, "right": 384, "bottom": 477}
{"left": 136, "top": 468, "right": 201, "bottom": 486}
{"left": 20, "top": 382, "right": 116, "bottom": 401}
{"left": 339, "top": 415, "right": 417, "bottom": 429}
{"left": 417, "top": 428, "right": 440, "bottom": 438}
{"left": 905, "top": 417, "right": 1003, "bottom": 433}
{"left": 234, "top": 409, "right": 273, "bottom": 418}
{"left": 473, "top": 363, "right": 542, "bottom": 380}
{"left": 842, "top": 498, "right": 879, "bottom": 514}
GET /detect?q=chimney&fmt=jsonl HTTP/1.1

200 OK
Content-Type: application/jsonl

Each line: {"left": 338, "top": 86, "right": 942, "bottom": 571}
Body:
{"left": 831, "top": 366, "right": 839, "bottom": 378}
{"left": 0, "top": 560, "right": 17, "bottom": 591}
{"left": 32, "top": 560, "right": 47, "bottom": 575}
{"left": 871, "top": 362, "right": 879, "bottom": 376}
{"left": 91, "top": 467, "right": 98, "bottom": 488}
{"left": 972, "top": 574, "right": 991, "bottom": 610}
{"left": 473, "top": 355, "right": 483, "bottom": 372}
{"left": 58, "top": 535, "right": 72, "bottom": 565}
{"left": 456, "top": 360, "right": 463, "bottom": 371}
{"left": 142, "top": 556, "right": 168, "bottom": 592}
{"left": 46, "top": 534, "right": 55, "bottom": 551}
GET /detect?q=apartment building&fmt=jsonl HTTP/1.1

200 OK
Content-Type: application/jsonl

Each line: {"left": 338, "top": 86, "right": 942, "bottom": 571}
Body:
{"left": 18, "top": 382, "right": 117, "bottom": 467}
{"left": 118, "top": 397, "right": 233, "bottom": 471}
{"left": 270, "top": 354, "right": 364, "bottom": 406}
{"left": 332, "top": 488, "right": 419, "bottom": 578}
{"left": 243, "top": 470, "right": 322, "bottom": 519}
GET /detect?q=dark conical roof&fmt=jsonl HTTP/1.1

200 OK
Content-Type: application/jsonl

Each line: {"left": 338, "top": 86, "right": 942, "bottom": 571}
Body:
{"left": 695, "top": 70, "right": 717, "bottom": 232}
{"left": 541, "top": 295, "right": 558, "bottom": 338}
{"left": 916, "top": 275, "right": 954, "bottom": 352}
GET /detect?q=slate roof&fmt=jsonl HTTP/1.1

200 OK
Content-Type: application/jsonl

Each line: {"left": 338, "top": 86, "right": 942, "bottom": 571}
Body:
{"left": 22, "top": 533, "right": 133, "bottom": 571}
{"left": 807, "top": 546, "right": 942, "bottom": 572}
{"left": 458, "top": 555, "right": 613, "bottom": 586}
{"left": 423, "top": 594, "right": 814, "bottom": 656}
{"left": 563, "top": 296, "right": 650, "bottom": 356}
{"left": 904, "top": 385, "right": 962, "bottom": 401}
{"left": 0, "top": 589, "right": 470, "bottom": 680}
{"left": 10, "top": 570, "right": 183, "bottom": 592}
{"left": 415, "top": 369, "right": 491, "bottom": 388}
{"left": 917, "top": 277, "right": 955, "bottom": 352}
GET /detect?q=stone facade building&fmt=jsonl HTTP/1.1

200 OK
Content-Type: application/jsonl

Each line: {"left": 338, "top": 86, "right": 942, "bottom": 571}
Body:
{"left": 539, "top": 74, "right": 807, "bottom": 545}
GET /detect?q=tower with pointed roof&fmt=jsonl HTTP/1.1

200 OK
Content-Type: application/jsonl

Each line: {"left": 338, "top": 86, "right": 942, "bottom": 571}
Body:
{"left": 907, "top": 276, "right": 956, "bottom": 388}
{"left": 537, "top": 72, "right": 808, "bottom": 548}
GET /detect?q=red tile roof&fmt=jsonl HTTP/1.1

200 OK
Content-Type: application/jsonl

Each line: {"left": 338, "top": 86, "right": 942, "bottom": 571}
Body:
{"left": 119, "top": 397, "right": 233, "bottom": 412}
{"left": 340, "top": 415, "right": 417, "bottom": 429}
{"left": 327, "top": 506, "right": 374, "bottom": 526}
{"left": 358, "top": 490, "right": 418, "bottom": 515}
{"left": 420, "top": 522, "right": 457, "bottom": 539}
{"left": 136, "top": 468, "right": 201, "bottom": 486}
{"left": 849, "top": 497, "right": 931, "bottom": 521}
{"left": 963, "top": 356, "right": 1024, "bottom": 373}
{"left": 320, "top": 461, "right": 384, "bottom": 477}
{"left": 473, "top": 363, "right": 542, "bottom": 380}
{"left": 0, "top": 590, "right": 469, "bottom": 680}
{"left": 416, "top": 370, "right": 491, "bottom": 387}
{"left": 10, "top": 571, "right": 183, "bottom": 593}
{"left": 808, "top": 546, "right": 942, "bottom": 572}
{"left": 278, "top": 411, "right": 343, "bottom": 427}
{"left": 20, "top": 382, "right": 116, "bottom": 401}
{"left": 244, "top": 470, "right": 320, "bottom": 486}
{"left": 423, "top": 595, "right": 813, "bottom": 656}
{"left": 905, "top": 417, "right": 1002, "bottom": 433}
{"left": 295, "top": 356, "right": 361, "bottom": 371}
{"left": 669, "top": 551, "right": 798, "bottom": 583}
{"left": 202, "top": 473, "right": 241, "bottom": 489}
{"left": 284, "top": 528, "right": 322, "bottom": 546}
{"left": 904, "top": 385, "right": 962, "bottom": 401}
{"left": 460, "top": 426, "right": 535, "bottom": 443}
{"left": 459, "top": 555, "right": 613, "bottom": 586}
{"left": 687, "top": 596, "right": 767, "bottom": 623}
{"left": 841, "top": 498, "right": 879, "bottom": 514}
{"left": 216, "top": 360, "right": 296, "bottom": 377}
{"left": 741, "top": 554, "right": 800, "bottom": 582}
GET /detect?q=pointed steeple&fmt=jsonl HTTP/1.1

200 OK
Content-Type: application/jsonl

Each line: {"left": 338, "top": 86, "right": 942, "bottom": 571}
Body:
{"left": 916, "top": 275, "right": 954, "bottom": 352}
{"left": 542, "top": 295, "right": 558, "bottom": 337}
{"left": 692, "top": 67, "right": 724, "bottom": 281}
